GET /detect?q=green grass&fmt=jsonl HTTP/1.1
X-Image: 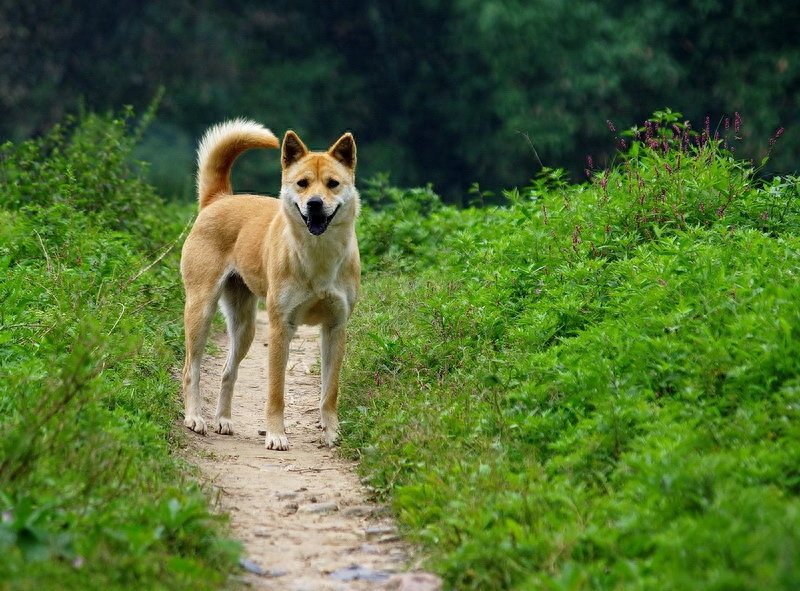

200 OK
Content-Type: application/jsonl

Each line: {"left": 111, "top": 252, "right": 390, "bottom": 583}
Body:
{"left": 2, "top": 106, "right": 798, "bottom": 590}
{"left": 0, "top": 110, "right": 240, "bottom": 589}
{"left": 342, "top": 112, "right": 800, "bottom": 589}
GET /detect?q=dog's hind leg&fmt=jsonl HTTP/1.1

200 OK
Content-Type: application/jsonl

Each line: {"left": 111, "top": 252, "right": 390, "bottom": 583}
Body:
{"left": 216, "top": 274, "right": 258, "bottom": 435}
{"left": 319, "top": 323, "right": 347, "bottom": 447}
{"left": 182, "top": 289, "right": 218, "bottom": 435}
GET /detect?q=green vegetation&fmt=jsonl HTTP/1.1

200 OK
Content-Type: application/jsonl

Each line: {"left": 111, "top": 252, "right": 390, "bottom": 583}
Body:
{"left": 342, "top": 111, "right": 800, "bottom": 589}
{"left": 1, "top": 1, "right": 798, "bottom": 200}
{"left": 2, "top": 104, "right": 798, "bottom": 590}
{"left": 0, "top": 111, "right": 239, "bottom": 590}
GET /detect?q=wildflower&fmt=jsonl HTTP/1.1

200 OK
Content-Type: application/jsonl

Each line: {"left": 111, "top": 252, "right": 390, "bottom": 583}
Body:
{"left": 734, "top": 112, "right": 742, "bottom": 134}
{"left": 606, "top": 120, "right": 616, "bottom": 133}
{"left": 770, "top": 127, "right": 785, "bottom": 146}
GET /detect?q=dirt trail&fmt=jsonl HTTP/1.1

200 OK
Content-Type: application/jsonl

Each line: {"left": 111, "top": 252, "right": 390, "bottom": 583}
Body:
{"left": 183, "top": 310, "right": 421, "bottom": 590}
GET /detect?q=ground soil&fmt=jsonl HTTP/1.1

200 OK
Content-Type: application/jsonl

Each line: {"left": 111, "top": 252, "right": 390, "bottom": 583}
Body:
{"left": 182, "top": 310, "right": 416, "bottom": 590}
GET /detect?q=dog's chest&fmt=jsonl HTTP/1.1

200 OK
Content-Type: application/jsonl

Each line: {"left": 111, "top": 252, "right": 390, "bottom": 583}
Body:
{"left": 278, "top": 277, "right": 352, "bottom": 327}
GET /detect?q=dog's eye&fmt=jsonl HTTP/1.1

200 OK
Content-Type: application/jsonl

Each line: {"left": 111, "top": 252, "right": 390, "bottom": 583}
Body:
{"left": 296, "top": 179, "right": 309, "bottom": 188}
{"left": 326, "top": 179, "right": 340, "bottom": 189}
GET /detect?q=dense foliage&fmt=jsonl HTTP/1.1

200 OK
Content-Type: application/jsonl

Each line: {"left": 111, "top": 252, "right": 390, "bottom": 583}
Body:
{"left": 2, "top": 102, "right": 798, "bottom": 589}
{"left": 1, "top": 0, "right": 798, "bottom": 201}
{"left": 0, "top": 112, "right": 239, "bottom": 589}
{"left": 343, "top": 112, "right": 800, "bottom": 589}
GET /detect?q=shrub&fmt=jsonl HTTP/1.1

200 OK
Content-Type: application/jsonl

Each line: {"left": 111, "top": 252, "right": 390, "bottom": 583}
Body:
{"left": 0, "top": 111, "right": 239, "bottom": 589}
{"left": 341, "top": 112, "right": 800, "bottom": 589}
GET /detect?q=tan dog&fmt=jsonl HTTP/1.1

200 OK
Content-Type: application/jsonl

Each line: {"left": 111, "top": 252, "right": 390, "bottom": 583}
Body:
{"left": 180, "top": 119, "right": 360, "bottom": 450}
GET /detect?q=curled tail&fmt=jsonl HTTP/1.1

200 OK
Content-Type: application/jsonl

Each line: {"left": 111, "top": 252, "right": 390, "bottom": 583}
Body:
{"left": 196, "top": 119, "right": 280, "bottom": 209}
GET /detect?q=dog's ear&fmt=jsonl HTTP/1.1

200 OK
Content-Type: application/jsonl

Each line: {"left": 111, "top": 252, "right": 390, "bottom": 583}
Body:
{"left": 282, "top": 131, "right": 308, "bottom": 168}
{"left": 329, "top": 133, "right": 356, "bottom": 172}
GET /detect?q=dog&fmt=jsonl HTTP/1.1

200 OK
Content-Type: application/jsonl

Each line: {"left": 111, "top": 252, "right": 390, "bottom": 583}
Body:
{"left": 180, "top": 119, "right": 361, "bottom": 450}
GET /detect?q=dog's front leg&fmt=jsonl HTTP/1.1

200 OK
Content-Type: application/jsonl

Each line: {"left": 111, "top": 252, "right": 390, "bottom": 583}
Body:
{"left": 265, "top": 318, "right": 294, "bottom": 450}
{"left": 320, "top": 323, "right": 347, "bottom": 447}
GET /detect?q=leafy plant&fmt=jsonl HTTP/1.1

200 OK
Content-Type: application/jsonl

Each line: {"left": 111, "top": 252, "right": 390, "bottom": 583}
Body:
{"left": 0, "top": 110, "right": 239, "bottom": 589}
{"left": 342, "top": 112, "right": 800, "bottom": 589}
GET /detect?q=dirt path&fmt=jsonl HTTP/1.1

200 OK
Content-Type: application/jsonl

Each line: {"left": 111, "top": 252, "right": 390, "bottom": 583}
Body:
{"left": 182, "top": 310, "right": 433, "bottom": 590}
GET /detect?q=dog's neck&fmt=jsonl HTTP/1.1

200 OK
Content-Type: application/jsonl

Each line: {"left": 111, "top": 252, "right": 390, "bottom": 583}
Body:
{"left": 283, "top": 213, "right": 356, "bottom": 275}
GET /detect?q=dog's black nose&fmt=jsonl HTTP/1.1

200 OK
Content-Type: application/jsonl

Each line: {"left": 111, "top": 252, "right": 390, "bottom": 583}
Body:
{"left": 307, "top": 197, "right": 324, "bottom": 213}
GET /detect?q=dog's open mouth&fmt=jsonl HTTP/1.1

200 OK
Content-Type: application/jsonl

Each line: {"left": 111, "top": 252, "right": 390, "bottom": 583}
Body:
{"left": 296, "top": 203, "right": 340, "bottom": 236}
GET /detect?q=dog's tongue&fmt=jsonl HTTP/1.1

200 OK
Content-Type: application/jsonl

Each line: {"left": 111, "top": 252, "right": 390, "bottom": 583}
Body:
{"left": 306, "top": 214, "right": 329, "bottom": 236}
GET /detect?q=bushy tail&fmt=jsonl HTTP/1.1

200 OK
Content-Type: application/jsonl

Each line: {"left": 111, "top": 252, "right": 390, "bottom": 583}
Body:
{"left": 196, "top": 119, "right": 280, "bottom": 209}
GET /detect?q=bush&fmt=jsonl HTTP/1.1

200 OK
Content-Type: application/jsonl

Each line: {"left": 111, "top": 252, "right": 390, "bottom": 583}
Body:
{"left": 0, "top": 111, "right": 239, "bottom": 589}
{"left": 342, "top": 113, "right": 800, "bottom": 589}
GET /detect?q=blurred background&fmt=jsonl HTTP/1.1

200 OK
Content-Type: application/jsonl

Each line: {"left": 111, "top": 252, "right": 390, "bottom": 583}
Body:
{"left": 1, "top": 0, "right": 798, "bottom": 203}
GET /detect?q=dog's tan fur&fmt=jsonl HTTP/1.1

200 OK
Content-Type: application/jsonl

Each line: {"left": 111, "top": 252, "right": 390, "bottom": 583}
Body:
{"left": 180, "top": 119, "right": 360, "bottom": 450}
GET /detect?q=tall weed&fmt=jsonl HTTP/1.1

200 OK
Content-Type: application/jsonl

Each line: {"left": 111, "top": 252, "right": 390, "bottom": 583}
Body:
{"left": 0, "top": 112, "right": 238, "bottom": 589}
{"left": 344, "top": 113, "right": 800, "bottom": 589}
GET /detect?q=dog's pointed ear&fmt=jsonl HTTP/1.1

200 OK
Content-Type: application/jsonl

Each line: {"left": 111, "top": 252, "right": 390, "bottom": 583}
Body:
{"left": 282, "top": 131, "right": 308, "bottom": 168}
{"left": 329, "top": 133, "right": 356, "bottom": 172}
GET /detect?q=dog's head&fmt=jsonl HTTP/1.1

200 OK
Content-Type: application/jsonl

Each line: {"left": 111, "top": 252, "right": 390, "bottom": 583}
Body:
{"left": 280, "top": 131, "right": 359, "bottom": 237}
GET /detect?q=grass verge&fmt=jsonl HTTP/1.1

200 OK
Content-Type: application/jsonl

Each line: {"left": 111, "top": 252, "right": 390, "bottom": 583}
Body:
{"left": 0, "top": 110, "right": 241, "bottom": 589}
{"left": 341, "top": 112, "right": 800, "bottom": 589}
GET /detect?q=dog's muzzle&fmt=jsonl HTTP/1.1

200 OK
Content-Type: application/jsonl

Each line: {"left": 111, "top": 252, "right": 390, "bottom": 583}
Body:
{"left": 297, "top": 197, "right": 340, "bottom": 236}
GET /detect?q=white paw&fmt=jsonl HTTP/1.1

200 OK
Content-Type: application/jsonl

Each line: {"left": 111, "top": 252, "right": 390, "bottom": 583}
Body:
{"left": 216, "top": 417, "right": 234, "bottom": 435}
{"left": 322, "top": 427, "right": 339, "bottom": 448}
{"left": 265, "top": 432, "right": 290, "bottom": 451}
{"left": 185, "top": 415, "right": 207, "bottom": 435}
{"left": 321, "top": 412, "right": 339, "bottom": 447}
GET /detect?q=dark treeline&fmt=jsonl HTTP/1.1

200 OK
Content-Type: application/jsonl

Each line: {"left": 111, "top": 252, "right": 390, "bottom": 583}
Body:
{"left": 1, "top": 0, "right": 798, "bottom": 202}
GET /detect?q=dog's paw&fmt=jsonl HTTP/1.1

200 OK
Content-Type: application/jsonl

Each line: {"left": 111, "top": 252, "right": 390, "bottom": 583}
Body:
{"left": 185, "top": 415, "right": 207, "bottom": 435}
{"left": 322, "top": 427, "right": 339, "bottom": 448}
{"left": 265, "top": 432, "right": 290, "bottom": 451}
{"left": 216, "top": 417, "right": 234, "bottom": 435}
{"left": 321, "top": 412, "right": 339, "bottom": 447}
